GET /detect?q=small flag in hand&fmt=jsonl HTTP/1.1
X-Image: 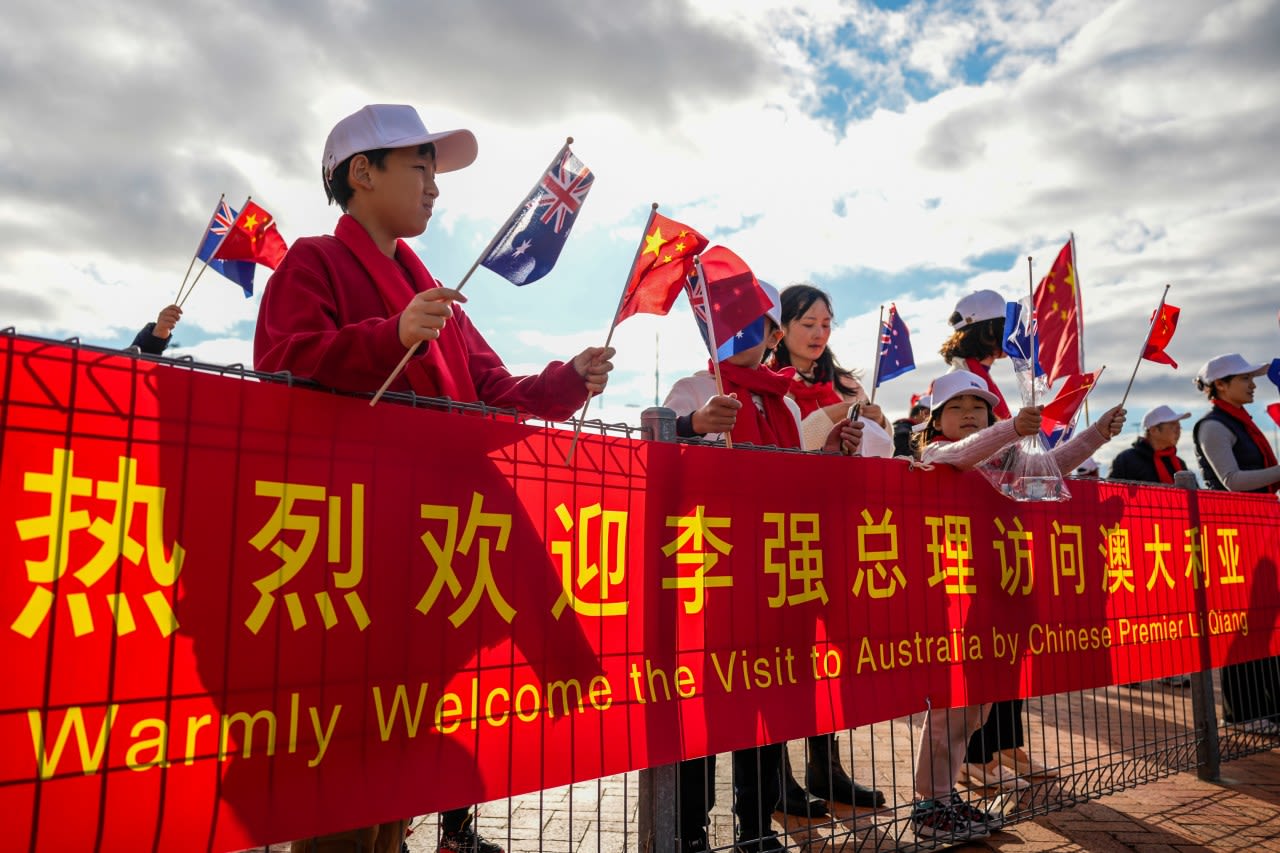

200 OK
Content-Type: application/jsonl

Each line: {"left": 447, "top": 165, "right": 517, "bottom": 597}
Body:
{"left": 198, "top": 199, "right": 256, "bottom": 296}
{"left": 686, "top": 247, "right": 771, "bottom": 357}
{"left": 481, "top": 145, "right": 593, "bottom": 285}
{"left": 615, "top": 212, "right": 709, "bottom": 323}
{"left": 875, "top": 303, "right": 915, "bottom": 387}
{"left": 217, "top": 200, "right": 288, "bottom": 269}
{"left": 1002, "top": 298, "right": 1043, "bottom": 376}
{"left": 1268, "top": 358, "right": 1280, "bottom": 394}
{"left": 1142, "top": 303, "right": 1180, "bottom": 368}
{"left": 1041, "top": 370, "right": 1100, "bottom": 435}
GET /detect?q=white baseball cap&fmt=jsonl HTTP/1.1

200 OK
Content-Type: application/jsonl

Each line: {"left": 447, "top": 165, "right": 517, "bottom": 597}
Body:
{"left": 949, "top": 290, "right": 1006, "bottom": 329}
{"left": 1141, "top": 405, "right": 1191, "bottom": 431}
{"left": 323, "top": 105, "right": 478, "bottom": 181}
{"left": 1073, "top": 457, "right": 1100, "bottom": 476}
{"left": 1196, "top": 353, "right": 1267, "bottom": 386}
{"left": 913, "top": 370, "right": 1000, "bottom": 432}
{"left": 758, "top": 280, "right": 782, "bottom": 326}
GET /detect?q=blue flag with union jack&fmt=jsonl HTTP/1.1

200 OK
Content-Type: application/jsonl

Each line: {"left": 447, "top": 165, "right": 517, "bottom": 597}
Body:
{"left": 196, "top": 199, "right": 256, "bottom": 297}
{"left": 480, "top": 145, "right": 593, "bottom": 285}
{"left": 875, "top": 303, "right": 915, "bottom": 387}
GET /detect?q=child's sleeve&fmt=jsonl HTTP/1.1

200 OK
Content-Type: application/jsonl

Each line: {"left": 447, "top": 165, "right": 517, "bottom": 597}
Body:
{"left": 920, "top": 419, "right": 1020, "bottom": 470}
{"left": 1049, "top": 422, "right": 1110, "bottom": 475}
{"left": 455, "top": 309, "right": 588, "bottom": 421}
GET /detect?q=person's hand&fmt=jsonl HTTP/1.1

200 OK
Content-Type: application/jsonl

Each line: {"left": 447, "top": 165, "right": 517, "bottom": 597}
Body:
{"left": 1095, "top": 405, "right": 1127, "bottom": 439}
{"left": 398, "top": 288, "right": 466, "bottom": 348}
{"left": 859, "top": 401, "right": 888, "bottom": 429}
{"left": 571, "top": 346, "right": 615, "bottom": 394}
{"left": 1013, "top": 405, "right": 1043, "bottom": 436}
{"left": 153, "top": 304, "right": 182, "bottom": 339}
{"left": 691, "top": 394, "right": 742, "bottom": 435}
{"left": 823, "top": 417, "right": 863, "bottom": 455}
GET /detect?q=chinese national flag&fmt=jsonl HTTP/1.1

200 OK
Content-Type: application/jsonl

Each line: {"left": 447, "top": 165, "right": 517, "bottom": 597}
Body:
{"left": 1142, "top": 302, "right": 1180, "bottom": 368}
{"left": 216, "top": 200, "right": 289, "bottom": 269}
{"left": 688, "top": 246, "right": 772, "bottom": 349}
{"left": 614, "top": 212, "right": 708, "bottom": 323}
{"left": 1266, "top": 402, "right": 1280, "bottom": 429}
{"left": 1040, "top": 370, "right": 1100, "bottom": 434}
{"left": 1032, "top": 240, "right": 1081, "bottom": 384}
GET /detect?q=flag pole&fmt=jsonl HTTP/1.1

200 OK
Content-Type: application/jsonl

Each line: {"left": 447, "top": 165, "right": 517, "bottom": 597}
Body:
{"left": 693, "top": 254, "right": 732, "bottom": 449}
{"left": 1070, "top": 232, "right": 1091, "bottom": 426}
{"left": 179, "top": 195, "right": 251, "bottom": 308}
{"left": 869, "top": 304, "right": 884, "bottom": 405}
{"left": 1027, "top": 255, "right": 1036, "bottom": 408}
{"left": 177, "top": 194, "right": 225, "bottom": 303}
{"left": 371, "top": 139, "right": 574, "bottom": 408}
{"left": 1120, "top": 284, "right": 1171, "bottom": 409}
{"left": 564, "top": 203, "right": 659, "bottom": 464}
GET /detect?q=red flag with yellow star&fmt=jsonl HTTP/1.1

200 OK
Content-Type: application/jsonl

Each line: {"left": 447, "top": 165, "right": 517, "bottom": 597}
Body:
{"left": 216, "top": 200, "right": 289, "bottom": 269}
{"left": 1142, "top": 302, "right": 1180, "bottom": 368}
{"left": 1032, "top": 239, "right": 1081, "bottom": 385}
{"left": 614, "top": 212, "right": 708, "bottom": 323}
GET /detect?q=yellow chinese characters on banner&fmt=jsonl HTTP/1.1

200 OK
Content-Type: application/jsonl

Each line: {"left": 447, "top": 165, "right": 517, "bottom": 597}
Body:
{"left": 661, "top": 505, "right": 732, "bottom": 614}
{"left": 551, "top": 503, "right": 629, "bottom": 618}
{"left": 763, "top": 512, "right": 828, "bottom": 608}
{"left": 12, "top": 448, "right": 184, "bottom": 638}
{"left": 246, "top": 480, "right": 370, "bottom": 634}
{"left": 418, "top": 491, "right": 516, "bottom": 628}
{"left": 992, "top": 517, "right": 1034, "bottom": 596}
{"left": 1050, "top": 521, "right": 1085, "bottom": 595}
{"left": 851, "top": 509, "right": 905, "bottom": 599}
{"left": 925, "top": 515, "right": 975, "bottom": 594}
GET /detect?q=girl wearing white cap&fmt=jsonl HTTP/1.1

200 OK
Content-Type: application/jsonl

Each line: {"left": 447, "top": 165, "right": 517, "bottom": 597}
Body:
{"left": 1191, "top": 353, "right": 1280, "bottom": 729}
{"left": 909, "top": 371, "right": 1125, "bottom": 840}
{"left": 939, "top": 290, "right": 1013, "bottom": 420}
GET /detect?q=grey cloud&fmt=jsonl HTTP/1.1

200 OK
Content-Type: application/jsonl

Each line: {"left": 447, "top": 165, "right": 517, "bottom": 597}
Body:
{"left": 0, "top": 287, "right": 59, "bottom": 323}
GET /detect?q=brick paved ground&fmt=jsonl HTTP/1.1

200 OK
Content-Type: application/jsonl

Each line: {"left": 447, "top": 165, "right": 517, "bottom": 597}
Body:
{"left": 263, "top": 682, "right": 1280, "bottom": 852}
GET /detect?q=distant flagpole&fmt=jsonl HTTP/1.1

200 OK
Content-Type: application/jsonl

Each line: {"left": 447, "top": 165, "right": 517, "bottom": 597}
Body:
{"left": 176, "top": 194, "right": 225, "bottom": 304}
{"left": 1120, "top": 284, "right": 1171, "bottom": 408}
{"left": 692, "top": 254, "right": 732, "bottom": 449}
{"left": 179, "top": 195, "right": 251, "bottom": 308}
{"left": 869, "top": 304, "right": 884, "bottom": 405}
{"left": 371, "top": 139, "right": 573, "bottom": 408}
{"left": 564, "top": 203, "right": 658, "bottom": 464}
{"left": 1070, "top": 232, "right": 1091, "bottom": 426}
{"left": 1026, "top": 255, "right": 1036, "bottom": 408}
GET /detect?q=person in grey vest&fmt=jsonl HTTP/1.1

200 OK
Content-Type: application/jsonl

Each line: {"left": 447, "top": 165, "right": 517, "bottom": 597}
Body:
{"left": 1191, "top": 353, "right": 1280, "bottom": 729}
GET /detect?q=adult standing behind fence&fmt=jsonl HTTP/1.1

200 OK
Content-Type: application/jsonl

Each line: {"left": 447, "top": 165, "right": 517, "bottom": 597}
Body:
{"left": 1191, "top": 354, "right": 1280, "bottom": 728}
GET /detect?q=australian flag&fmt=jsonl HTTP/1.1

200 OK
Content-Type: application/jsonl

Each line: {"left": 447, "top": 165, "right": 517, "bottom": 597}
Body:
{"left": 1003, "top": 298, "right": 1044, "bottom": 376}
{"left": 1268, "top": 358, "right": 1280, "bottom": 394}
{"left": 480, "top": 145, "right": 593, "bottom": 285}
{"left": 197, "top": 199, "right": 256, "bottom": 297}
{"left": 875, "top": 303, "right": 915, "bottom": 387}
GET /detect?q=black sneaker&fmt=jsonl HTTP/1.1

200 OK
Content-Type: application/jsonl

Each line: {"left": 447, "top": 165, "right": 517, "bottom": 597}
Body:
{"left": 949, "top": 790, "right": 1002, "bottom": 831}
{"left": 779, "top": 782, "right": 830, "bottom": 817}
{"left": 438, "top": 826, "right": 505, "bottom": 853}
{"left": 910, "top": 798, "right": 988, "bottom": 840}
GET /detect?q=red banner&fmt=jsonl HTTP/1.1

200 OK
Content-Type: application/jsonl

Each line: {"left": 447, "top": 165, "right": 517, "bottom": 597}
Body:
{"left": 2, "top": 335, "right": 1278, "bottom": 850}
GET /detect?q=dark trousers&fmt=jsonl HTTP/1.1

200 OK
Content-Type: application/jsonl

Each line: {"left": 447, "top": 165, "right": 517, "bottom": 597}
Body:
{"left": 678, "top": 743, "right": 783, "bottom": 843}
{"left": 965, "top": 698, "right": 1024, "bottom": 763}
{"left": 1222, "top": 657, "right": 1280, "bottom": 723}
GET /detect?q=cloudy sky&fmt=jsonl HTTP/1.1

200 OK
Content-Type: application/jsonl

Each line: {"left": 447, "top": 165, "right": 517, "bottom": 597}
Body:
{"left": 3, "top": 0, "right": 1279, "bottom": 472}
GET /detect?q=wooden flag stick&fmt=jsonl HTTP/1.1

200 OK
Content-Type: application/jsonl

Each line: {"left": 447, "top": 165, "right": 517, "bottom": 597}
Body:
{"left": 869, "top": 304, "right": 885, "bottom": 405}
{"left": 177, "top": 193, "right": 225, "bottom": 303}
{"left": 564, "top": 203, "right": 660, "bottom": 465}
{"left": 1120, "top": 284, "right": 1171, "bottom": 409}
{"left": 370, "top": 139, "right": 574, "bottom": 408}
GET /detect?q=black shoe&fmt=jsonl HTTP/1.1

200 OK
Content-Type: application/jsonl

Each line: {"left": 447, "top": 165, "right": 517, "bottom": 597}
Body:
{"left": 779, "top": 781, "right": 829, "bottom": 817}
{"left": 806, "top": 770, "right": 886, "bottom": 808}
{"left": 682, "top": 829, "right": 709, "bottom": 853}
{"left": 439, "top": 826, "right": 504, "bottom": 853}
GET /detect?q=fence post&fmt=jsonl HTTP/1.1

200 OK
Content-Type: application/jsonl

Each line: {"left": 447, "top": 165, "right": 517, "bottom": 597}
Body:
{"left": 638, "top": 406, "right": 679, "bottom": 853}
{"left": 1176, "top": 469, "right": 1220, "bottom": 781}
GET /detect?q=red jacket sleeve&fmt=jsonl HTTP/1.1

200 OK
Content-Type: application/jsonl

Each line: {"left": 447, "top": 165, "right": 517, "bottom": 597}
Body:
{"left": 253, "top": 239, "right": 416, "bottom": 392}
{"left": 451, "top": 309, "right": 590, "bottom": 421}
